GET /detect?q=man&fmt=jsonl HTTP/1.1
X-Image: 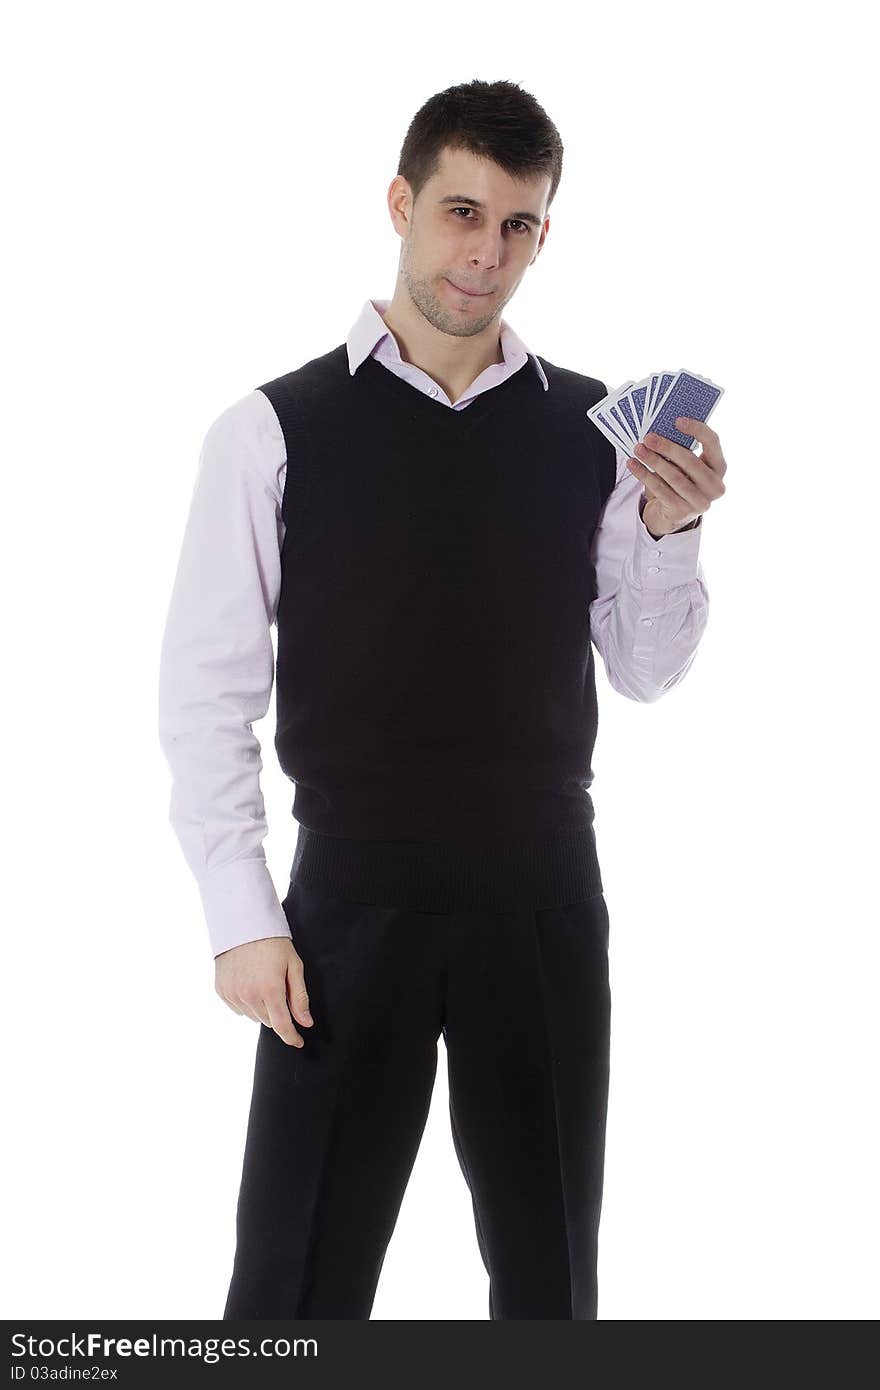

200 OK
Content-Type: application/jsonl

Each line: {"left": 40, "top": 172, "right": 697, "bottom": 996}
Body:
{"left": 158, "top": 78, "right": 725, "bottom": 1321}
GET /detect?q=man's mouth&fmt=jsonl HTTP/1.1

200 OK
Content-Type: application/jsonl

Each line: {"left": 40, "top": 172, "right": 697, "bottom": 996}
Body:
{"left": 445, "top": 278, "right": 492, "bottom": 298}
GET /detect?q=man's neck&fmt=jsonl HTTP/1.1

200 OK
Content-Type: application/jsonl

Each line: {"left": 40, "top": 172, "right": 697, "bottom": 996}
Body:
{"left": 379, "top": 300, "right": 504, "bottom": 405}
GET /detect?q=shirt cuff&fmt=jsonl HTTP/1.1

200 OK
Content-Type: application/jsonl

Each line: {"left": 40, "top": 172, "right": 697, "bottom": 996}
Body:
{"left": 197, "top": 856, "right": 293, "bottom": 958}
{"left": 635, "top": 493, "right": 703, "bottom": 588}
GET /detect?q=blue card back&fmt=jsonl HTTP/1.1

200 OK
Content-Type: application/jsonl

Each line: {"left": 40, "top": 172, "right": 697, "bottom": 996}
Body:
{"left": 650, "top": 371, "right": 722, "bottom": 449}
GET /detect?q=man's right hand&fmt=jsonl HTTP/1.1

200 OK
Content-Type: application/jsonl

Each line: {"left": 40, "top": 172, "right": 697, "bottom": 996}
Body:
{"left": 214, "top": 936, "right": 314, "bottom": 1047}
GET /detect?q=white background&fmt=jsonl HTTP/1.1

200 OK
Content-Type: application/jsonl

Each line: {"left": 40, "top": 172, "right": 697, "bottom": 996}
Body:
{"left": 3, "top": 0, "right": 877, "bottom": 1322}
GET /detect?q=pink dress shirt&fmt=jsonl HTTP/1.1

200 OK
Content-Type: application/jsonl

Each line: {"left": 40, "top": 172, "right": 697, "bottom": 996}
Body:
{"left": 158, "top": 298, "right": 709, "bottom": 956}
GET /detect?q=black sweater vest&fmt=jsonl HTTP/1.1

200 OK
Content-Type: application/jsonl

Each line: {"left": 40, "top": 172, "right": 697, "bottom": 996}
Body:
{"left": 257, "top": 343, "right": 617, "bottom": 912}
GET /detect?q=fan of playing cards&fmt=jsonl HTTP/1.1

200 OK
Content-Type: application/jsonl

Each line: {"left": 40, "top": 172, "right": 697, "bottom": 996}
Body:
{"left": 587, "top": 368, "right": 724, "bottom": 465}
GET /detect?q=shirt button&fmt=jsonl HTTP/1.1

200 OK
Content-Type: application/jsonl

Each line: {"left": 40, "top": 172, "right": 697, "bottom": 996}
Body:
{"left": 641, "top": 617, "right": 654, "bottom": 626}
{"left": 428, "top": 386, "right": 438, "bottom": 397}
{"left": 651, "top": 549, "right": 662, "bottom": 557}
{"left": 647, "top": 565, "right": 660, "bottom": 574}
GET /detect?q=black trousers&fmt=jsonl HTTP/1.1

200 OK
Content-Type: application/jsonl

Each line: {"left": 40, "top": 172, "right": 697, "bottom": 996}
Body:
{"left": 222, "top": 878, "right": 612, "bottom": 1320}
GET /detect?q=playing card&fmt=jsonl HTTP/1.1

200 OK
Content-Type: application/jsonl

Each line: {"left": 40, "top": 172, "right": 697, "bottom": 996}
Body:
{"left": 588, "top": 368, "right": 723, "bottom": 460}
{"left": 646, "top": 372, "right": 677, "bottom": 426}
{"left": 647, "top": 371, "right": 723, "bottom": 450}
{"left": 590, "top": 408, "right": 635, "bottom": 454}
{"left": 587, "top": 380, "right": 637, "bottom": 453}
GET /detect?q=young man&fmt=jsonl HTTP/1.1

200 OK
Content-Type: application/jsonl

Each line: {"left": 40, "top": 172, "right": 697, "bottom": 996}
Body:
{"left": 158, "top": 79, "right": 723, "bottom": 1320}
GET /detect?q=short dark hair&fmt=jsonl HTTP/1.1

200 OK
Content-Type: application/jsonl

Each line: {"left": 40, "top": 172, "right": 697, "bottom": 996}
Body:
{"left": 396, "top": 79, "right": 564, "bottom": 216}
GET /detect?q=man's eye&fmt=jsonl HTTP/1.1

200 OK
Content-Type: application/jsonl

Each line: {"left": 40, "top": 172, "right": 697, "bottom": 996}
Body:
{"left": 451, "top": 208, "right": 529, "bottom": 233}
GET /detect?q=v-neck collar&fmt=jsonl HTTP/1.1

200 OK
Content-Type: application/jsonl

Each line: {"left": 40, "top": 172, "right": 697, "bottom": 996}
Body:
{"left": 357, "top": 350, "right": 541, "bottom": 438}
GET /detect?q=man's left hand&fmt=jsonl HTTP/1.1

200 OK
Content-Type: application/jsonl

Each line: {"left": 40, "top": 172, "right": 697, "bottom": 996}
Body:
{"left": 627, "top": 416, "right": 727, "bottom": 537}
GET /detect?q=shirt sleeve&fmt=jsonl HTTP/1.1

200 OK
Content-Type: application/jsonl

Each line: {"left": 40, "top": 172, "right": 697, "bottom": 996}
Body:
{"left": 158, "top": 389, "right": 294, "bottom": 958}
{"left": 589, "top": 445, "right": 710, "bottom": 701}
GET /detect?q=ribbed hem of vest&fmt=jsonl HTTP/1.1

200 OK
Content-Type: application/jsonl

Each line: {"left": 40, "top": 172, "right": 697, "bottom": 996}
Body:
{"left": 289, "top": 823, "right": 604, "bottom": 914}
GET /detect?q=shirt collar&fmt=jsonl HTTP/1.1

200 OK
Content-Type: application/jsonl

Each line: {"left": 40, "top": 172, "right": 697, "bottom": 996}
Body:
{"left": 346, "top": 297, "right": 549, "bottom": 391}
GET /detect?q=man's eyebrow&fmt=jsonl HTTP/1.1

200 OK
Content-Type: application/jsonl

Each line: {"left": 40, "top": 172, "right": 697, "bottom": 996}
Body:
{"left": 436, "top": 195, "right": 544, "bottom": 229}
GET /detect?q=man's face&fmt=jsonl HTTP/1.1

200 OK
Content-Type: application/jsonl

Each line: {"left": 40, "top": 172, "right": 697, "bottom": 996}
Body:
{"left": 389, "top": 145, "right": 551, "bottom": 339}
